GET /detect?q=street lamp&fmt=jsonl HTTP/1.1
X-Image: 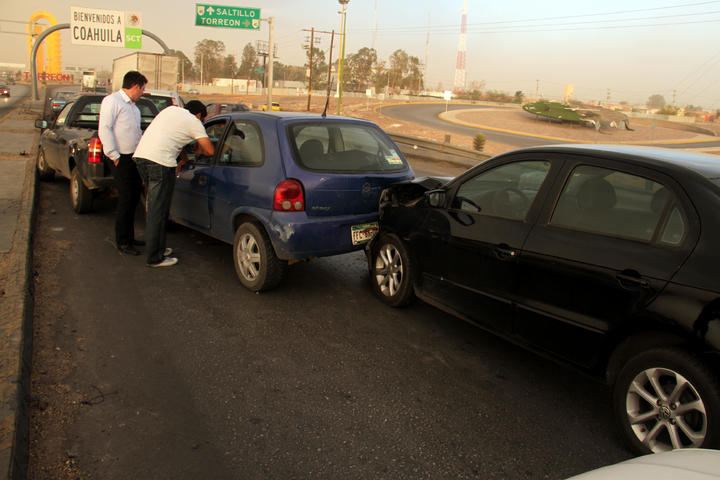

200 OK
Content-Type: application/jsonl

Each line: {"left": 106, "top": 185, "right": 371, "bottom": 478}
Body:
{"left": 337, "top": 0, "right": 349, "bottom": 115}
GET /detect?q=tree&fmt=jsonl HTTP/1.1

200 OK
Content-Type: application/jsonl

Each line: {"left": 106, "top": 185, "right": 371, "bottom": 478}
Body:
{"left": 168, "top": 49, "right": 193, "bottom": 82}
{"left": 646, "top": 94, "right": 666, "bottom": 109}
{"left": 344, "top": 47, "right": 377, "bottom": 93}
{"left": 514, "top": 91, "right": 525, "bottom": 104}
{"left": 194, "top": 39, "right": 226, "bottom": 83}
{"left": 388, "top": 49, "right": 409, "bottom": 91}
{"left": 222, "top": 54, "right": 237, "bottom": 78}
{"left": 305, "top": 46, "right": 328, "bottom": 90}
{"left": 238, "top": 43, "right": 258, "bottom": 79}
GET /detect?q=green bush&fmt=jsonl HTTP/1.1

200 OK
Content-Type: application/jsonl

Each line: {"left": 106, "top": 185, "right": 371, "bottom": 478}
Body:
{"left": 473, "top": 133, "right": 486, "bottom": 152}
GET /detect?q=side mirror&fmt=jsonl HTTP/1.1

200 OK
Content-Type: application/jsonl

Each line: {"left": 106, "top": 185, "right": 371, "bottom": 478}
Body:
{"left": 425, "top": 189, "right": 446, "bottom": 208}
{"left": 34, "top": 119, "right": 48, "bottom": 129}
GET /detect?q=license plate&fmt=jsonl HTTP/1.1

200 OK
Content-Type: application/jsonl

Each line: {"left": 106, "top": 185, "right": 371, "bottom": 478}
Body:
{"left": 351, "top": 222, "right": 379, "bottom": 245}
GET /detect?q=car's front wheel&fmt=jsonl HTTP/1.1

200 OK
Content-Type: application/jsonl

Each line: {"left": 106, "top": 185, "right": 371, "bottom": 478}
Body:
{"left": 233, "top": 222, "right": 286, "bottom": 292}
{"left": 36, "top": 148, "right": 54, "bottom": 181}
{"left": 613, "top": 347, "right": 720, "bottom": 454}
{"left": 70, "top": 166, "right": 92, "bottom": 213}
{"left": 370, "top": 233, "right": 414, "bottom": 307}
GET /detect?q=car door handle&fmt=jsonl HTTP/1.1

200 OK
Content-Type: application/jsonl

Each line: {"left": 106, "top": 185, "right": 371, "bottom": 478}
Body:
{"left": 197, "top": 175, "right": 207, "bottom": 186}
{"left": 494, "top": 244, "right": 517, "bottom": 260}
{"left": 616, "top": 271, "right": 650, "bottom": 289}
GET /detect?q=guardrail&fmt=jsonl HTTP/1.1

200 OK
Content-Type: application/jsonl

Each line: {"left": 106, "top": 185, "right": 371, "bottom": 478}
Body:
{"left": 388, "top": 133, "right": 491, "bottom": 168}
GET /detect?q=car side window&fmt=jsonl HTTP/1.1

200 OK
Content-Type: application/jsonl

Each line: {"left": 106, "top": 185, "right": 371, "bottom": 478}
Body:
{"left": 549, "top": 165, "right": 686, "bottom": 245}
{"left": 54, "top": 102, "right": 74, "bottom": 127}
{"left": 186, "top": 121, "right": 226, "bottom": 165}
{"left": 450, "top": 160, "right": 551, "bottom": 220}
{"left": 220, "top": 121, "right": 263, "bottom": 166}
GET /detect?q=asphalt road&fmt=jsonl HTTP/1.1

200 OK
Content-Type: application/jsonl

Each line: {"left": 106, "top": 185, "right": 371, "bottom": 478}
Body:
{"left": 379, "top": 103, "right": 720, "bottom": 150}
{"left": 30, "top": 176, "right": 632, "bottom": 479}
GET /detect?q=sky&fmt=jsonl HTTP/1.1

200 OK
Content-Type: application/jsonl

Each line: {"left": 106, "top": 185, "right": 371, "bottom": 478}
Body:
{"left": 2, "top": 0, "right": 720, "bottom": 109}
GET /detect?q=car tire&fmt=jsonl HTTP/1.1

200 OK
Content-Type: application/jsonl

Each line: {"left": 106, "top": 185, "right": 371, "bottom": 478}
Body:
{"left": 233, "top": 222, "right": 286, "bottom": 292}
{"left": 612, "top": 347, "right": 720, "bottom": 454}
{"left": 70, "top": 166, "right": 93, "bottom": 213}
{"left": 370, "top": 233, "right": 414, "bottom": 307}
{"left": 36, "top": 148, "right": 54, "bottom": 181}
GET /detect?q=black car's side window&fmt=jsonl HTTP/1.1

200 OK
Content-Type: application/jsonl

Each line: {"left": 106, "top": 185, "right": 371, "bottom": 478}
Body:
{"left": 54, "top": 102, "right": 73, "bottom": 127}
{"left": 549, "top": 165, "right": 686, "bottom": 245}
{"left": 450, "top": 160, "right": 551, "bottom": 220}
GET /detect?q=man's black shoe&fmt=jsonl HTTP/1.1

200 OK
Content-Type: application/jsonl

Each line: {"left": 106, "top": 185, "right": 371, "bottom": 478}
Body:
{"left": 118, "top": 244, "right": 141, "bottom": 256}
{"left": 132, "top": 239, "right": 146, "bottom": 246}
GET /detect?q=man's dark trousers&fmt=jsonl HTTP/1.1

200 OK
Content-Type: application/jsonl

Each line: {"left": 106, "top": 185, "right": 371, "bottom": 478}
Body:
{"left": 110, "top": 154, "right": 142, "bottom": 248}
{"left": 134, "top": 158, "right": 175, "bottom": 265}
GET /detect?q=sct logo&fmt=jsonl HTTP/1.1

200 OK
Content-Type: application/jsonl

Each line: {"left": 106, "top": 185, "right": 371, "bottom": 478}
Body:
{"left": 126, "top": 34, "right": 141, "bottom": 43}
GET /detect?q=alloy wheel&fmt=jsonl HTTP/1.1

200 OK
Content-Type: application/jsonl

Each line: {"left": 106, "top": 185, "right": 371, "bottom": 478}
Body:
{"left": 236, "top": 232, "right": 261, "bottom": 281}
{"left": 625, "top": 366, "right": 707, "bottom": 452}
{"left": 374, "top": 243, "right": 404, "bottom": 297}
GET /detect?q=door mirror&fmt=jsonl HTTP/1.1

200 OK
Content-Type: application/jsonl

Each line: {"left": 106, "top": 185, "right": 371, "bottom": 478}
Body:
{"left": 425, "top": 189, "right": 446, "bottom": 208}
{"left": 34, "top": 119, "right": 47, "bottom": 129}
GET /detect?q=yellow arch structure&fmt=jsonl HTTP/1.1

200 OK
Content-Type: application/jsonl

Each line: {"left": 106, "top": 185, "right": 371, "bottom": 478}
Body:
{"left": 27, "top": 11, "right": 62, "bottom": 75}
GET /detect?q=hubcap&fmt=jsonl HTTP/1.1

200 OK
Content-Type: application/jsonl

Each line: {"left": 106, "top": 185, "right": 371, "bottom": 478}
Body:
{"left": 237, "top": 233, "right": 261, "bottom": 281}
{"left": 71, "top": 176, "right": 79, "bottom": 205}
{"left": 374, "top": 243, "right": 403, "bottom": 297}
{"left": 625, "top": 367, "right": 707, "bottom": 452}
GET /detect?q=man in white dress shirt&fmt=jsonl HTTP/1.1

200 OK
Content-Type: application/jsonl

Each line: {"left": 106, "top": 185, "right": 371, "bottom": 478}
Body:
{"left": 98, "top": 70, "right": 147, "bottom": 256}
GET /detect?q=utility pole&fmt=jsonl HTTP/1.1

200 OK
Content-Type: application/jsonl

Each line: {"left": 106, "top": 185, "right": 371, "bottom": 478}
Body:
{"left": 535, "top": 79, "right": 539, "bottom": 100}
{"left": 302, "top": 28, "right": 337, "bottom": 111}
{"left": 306, "top": 28, "right": 314, "bottom": 111}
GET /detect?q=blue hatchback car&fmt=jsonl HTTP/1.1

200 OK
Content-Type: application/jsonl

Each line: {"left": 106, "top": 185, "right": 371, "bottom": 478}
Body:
{"left": 170, "top": 111, "right": 414, "bottom": 291}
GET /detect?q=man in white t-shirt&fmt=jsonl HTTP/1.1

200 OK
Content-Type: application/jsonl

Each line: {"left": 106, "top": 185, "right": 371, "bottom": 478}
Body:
{"left": 133, "top": 100, "right": 214, "bottom": 267}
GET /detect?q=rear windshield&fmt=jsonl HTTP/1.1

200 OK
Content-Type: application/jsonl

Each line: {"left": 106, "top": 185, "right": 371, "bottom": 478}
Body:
{"left": 289, "top": 122, "right": 407, "bottom": 173}
{"left": 143, "top": 94, "right": 174, "bottom": 111}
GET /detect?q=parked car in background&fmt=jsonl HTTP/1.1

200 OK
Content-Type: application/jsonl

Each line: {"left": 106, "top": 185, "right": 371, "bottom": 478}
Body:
{"left": 49, "top": 91, "right": 76, "bottom": 115}
{"left": 34, "top": 94, "right": 158, "bottom": 212}
{"left": 205, "top": 102, "right": 250, "bottom": 118}
{"left": 171, "top": 111, "right": 414, "bottom": 291}
{"left": 187, "top": 88, "right": 200, "bottom": 95}
{"left": 261, "top": 102, "right": 280, "bottom": 111}
{"left": 0, "top": 85, "right": 10, "bottom": 97}
{"left": 368, "top": 144, "right": 720, "bottom": 454}
{"left": 142, "top": 89, "right": 184, "bottom": 110}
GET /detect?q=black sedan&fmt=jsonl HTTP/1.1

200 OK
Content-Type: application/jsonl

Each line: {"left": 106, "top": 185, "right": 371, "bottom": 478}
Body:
{"left": 367, "top": 144, "right": 720, "bottom": 454}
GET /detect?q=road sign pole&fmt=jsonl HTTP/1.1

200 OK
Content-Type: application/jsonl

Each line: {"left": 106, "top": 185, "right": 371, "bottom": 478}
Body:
{"left": 266, "top": 16, "right": 274, "bottom": 112}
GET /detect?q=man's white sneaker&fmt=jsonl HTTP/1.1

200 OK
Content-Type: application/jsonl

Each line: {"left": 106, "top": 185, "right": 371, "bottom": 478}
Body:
{"left": 164, "top": 247, "right": 173, "bottom": 256}
{"left": 147, "top": 257, "right": 178, "bottom": 268}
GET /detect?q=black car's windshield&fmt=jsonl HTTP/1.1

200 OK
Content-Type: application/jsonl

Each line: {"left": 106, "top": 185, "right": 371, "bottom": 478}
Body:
{"left": 289, "top": 122, "right": 407, "bottom": 173}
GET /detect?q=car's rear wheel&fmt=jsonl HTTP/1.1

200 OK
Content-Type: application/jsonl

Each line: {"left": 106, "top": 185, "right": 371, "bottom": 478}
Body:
{"left": 613, "top": 347, "right": 720, "bottom": 454}
{"left": 70, "top": 166, "right": 92, "bottom": 213}
{"left": 370, "top": 233, "right": 414, "bottom": 307}
{"left": 233, "top": 222, "right": 285, "bottom": 292}
{"left": 36, "top": 148, "right": 54, "bottom": 181}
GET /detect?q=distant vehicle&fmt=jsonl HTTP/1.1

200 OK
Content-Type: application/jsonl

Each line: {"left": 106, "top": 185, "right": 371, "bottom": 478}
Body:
{"left": 368, "top": 144, "right": 720, "bottom": 454}
{"left": 34, "top": 94, "right": 158, "bottom": 213}
{"left": 0, "top": 85, "right": 9, "bottom": 97}
{"left": 142, "top": 89, "right": 184, "bottom": 110}
{"left": 261, "top": 102, "right": 280, "bottom": 111}
{"left": 187, "top": 88, "right": 200, "bottom": 95}
{"left": 81, "top": 71, "right": 96, "bottom": 92}
{"left": 171, "top": 111, "right": 414, "bottom": 291}
{"left": 49, "top": 91, "right": 76, "bottom": 114}
{"left": 205, "top": 102, "right": 249, "bottom": 118}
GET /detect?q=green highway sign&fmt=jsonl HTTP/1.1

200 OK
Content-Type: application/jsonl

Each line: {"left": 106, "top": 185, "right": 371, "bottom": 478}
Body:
{"left": 195, "top": 4, "right": 260, "bottom": 30}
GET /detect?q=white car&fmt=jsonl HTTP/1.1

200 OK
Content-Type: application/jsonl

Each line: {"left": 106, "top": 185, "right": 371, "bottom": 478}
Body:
{"left": 567, "top": 449, "right": 720, "bottom": 479}
{"left": 142, "top": 89, "right": 184, "bottom": 110}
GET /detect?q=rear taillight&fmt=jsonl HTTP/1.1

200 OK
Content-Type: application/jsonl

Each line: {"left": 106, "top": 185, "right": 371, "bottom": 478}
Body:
{"left": 273, "top": 179, "right": 304, "bottom": 211}
{"left": 88, "top": 137, "right": 102, "bottom": 163}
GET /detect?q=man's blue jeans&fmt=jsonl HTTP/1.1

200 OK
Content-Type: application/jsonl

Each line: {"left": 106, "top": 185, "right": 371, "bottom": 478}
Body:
{"left": 134, "top": 158, "right": 176, "bottom": 265}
